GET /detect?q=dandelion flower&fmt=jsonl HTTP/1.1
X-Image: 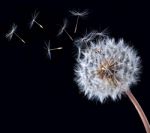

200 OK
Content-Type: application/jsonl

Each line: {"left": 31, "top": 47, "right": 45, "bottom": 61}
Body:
{"left": 75, "top": 32, "right": 140, "bottom": 102}
{"left": 74, "top": 32, "right": 150, "bottom": 133}
{"left": 30, "top": 11, "right": 43, "bottom": 29}
{"left": 70, "top": 10, "right": 88, "bottom": 33}
{"left": 6, "top": 23, "right": 25, "bottom": 43}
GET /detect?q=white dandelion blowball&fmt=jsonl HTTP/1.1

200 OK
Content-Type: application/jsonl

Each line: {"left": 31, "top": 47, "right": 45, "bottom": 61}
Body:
{"left": 74, "top": 32, "right": 141, "bottom": 103}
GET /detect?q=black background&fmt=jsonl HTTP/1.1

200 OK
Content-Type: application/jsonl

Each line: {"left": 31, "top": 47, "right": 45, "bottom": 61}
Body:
{"left": 0, "top": 0, "right": 150, "bottom": 132}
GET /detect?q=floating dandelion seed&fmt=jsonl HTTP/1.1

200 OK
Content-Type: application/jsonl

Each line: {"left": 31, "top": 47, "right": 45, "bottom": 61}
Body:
{"left": 75, "top": 30, "right": 108, "bottom": 48}
{"left": 74, "top": 32, "right": 150, "bottom": 133}
{"left": 45, "top": 40, "right": 51, "bottom": 60}
{"left": 57, "top": 19, "right": 73, "bottom": 41}
{"left": 57, "top": 19, "right": 67, "bottom": 36}
{"left": 44, "top": 40, "right": 63, "bottom": 60}
{"left": 6, "top": 23, "right": 25, "bottom": 43}
{"left": 70, "top": 10, "right": 88, "bottom": 33}
{"left": 30, "top": 11, "right": 43, "bottom": 29}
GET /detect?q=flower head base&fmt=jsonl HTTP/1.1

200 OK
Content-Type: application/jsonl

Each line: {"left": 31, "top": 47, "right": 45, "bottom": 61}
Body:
{"left": 74, "top": 32, "right": 141, "bottom": 102}
{"left": 97, "top": 58, "right": 119, "bottom": 87}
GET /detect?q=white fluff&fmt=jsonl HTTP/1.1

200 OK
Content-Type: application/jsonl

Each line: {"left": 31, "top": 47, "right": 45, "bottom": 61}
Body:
{"left": 6, "top": 23, "right": 17, "bottom": 40}
{"left": 74, "top": 32, "right": 141, "bottom": 103}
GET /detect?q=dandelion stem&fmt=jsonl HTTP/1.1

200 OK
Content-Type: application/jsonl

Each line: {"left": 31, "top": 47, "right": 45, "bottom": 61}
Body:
{"left": 14, "top": 33, "right": 25, "bottom": 43}
{"left": 74, "top": 16, "right": 79, "bottom": 33}
{"left": 126, "top": 90, "right": 150, "bottom": 133}
{"left": 64, "top": 29, "right": 73, "bottom": 41}
{"left": 34, "top": 21, "right": 43, "bottom": 29}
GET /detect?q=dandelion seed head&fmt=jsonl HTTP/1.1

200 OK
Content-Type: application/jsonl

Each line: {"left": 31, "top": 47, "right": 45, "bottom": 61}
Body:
{"left": 6, "top": 23, "right": 17, "bottom": 40}
{"left": 74, "top": 32, "right": 141, "bottom": 103}
{"left": 70, "top": 10, "right": 88, "bottom": 17}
